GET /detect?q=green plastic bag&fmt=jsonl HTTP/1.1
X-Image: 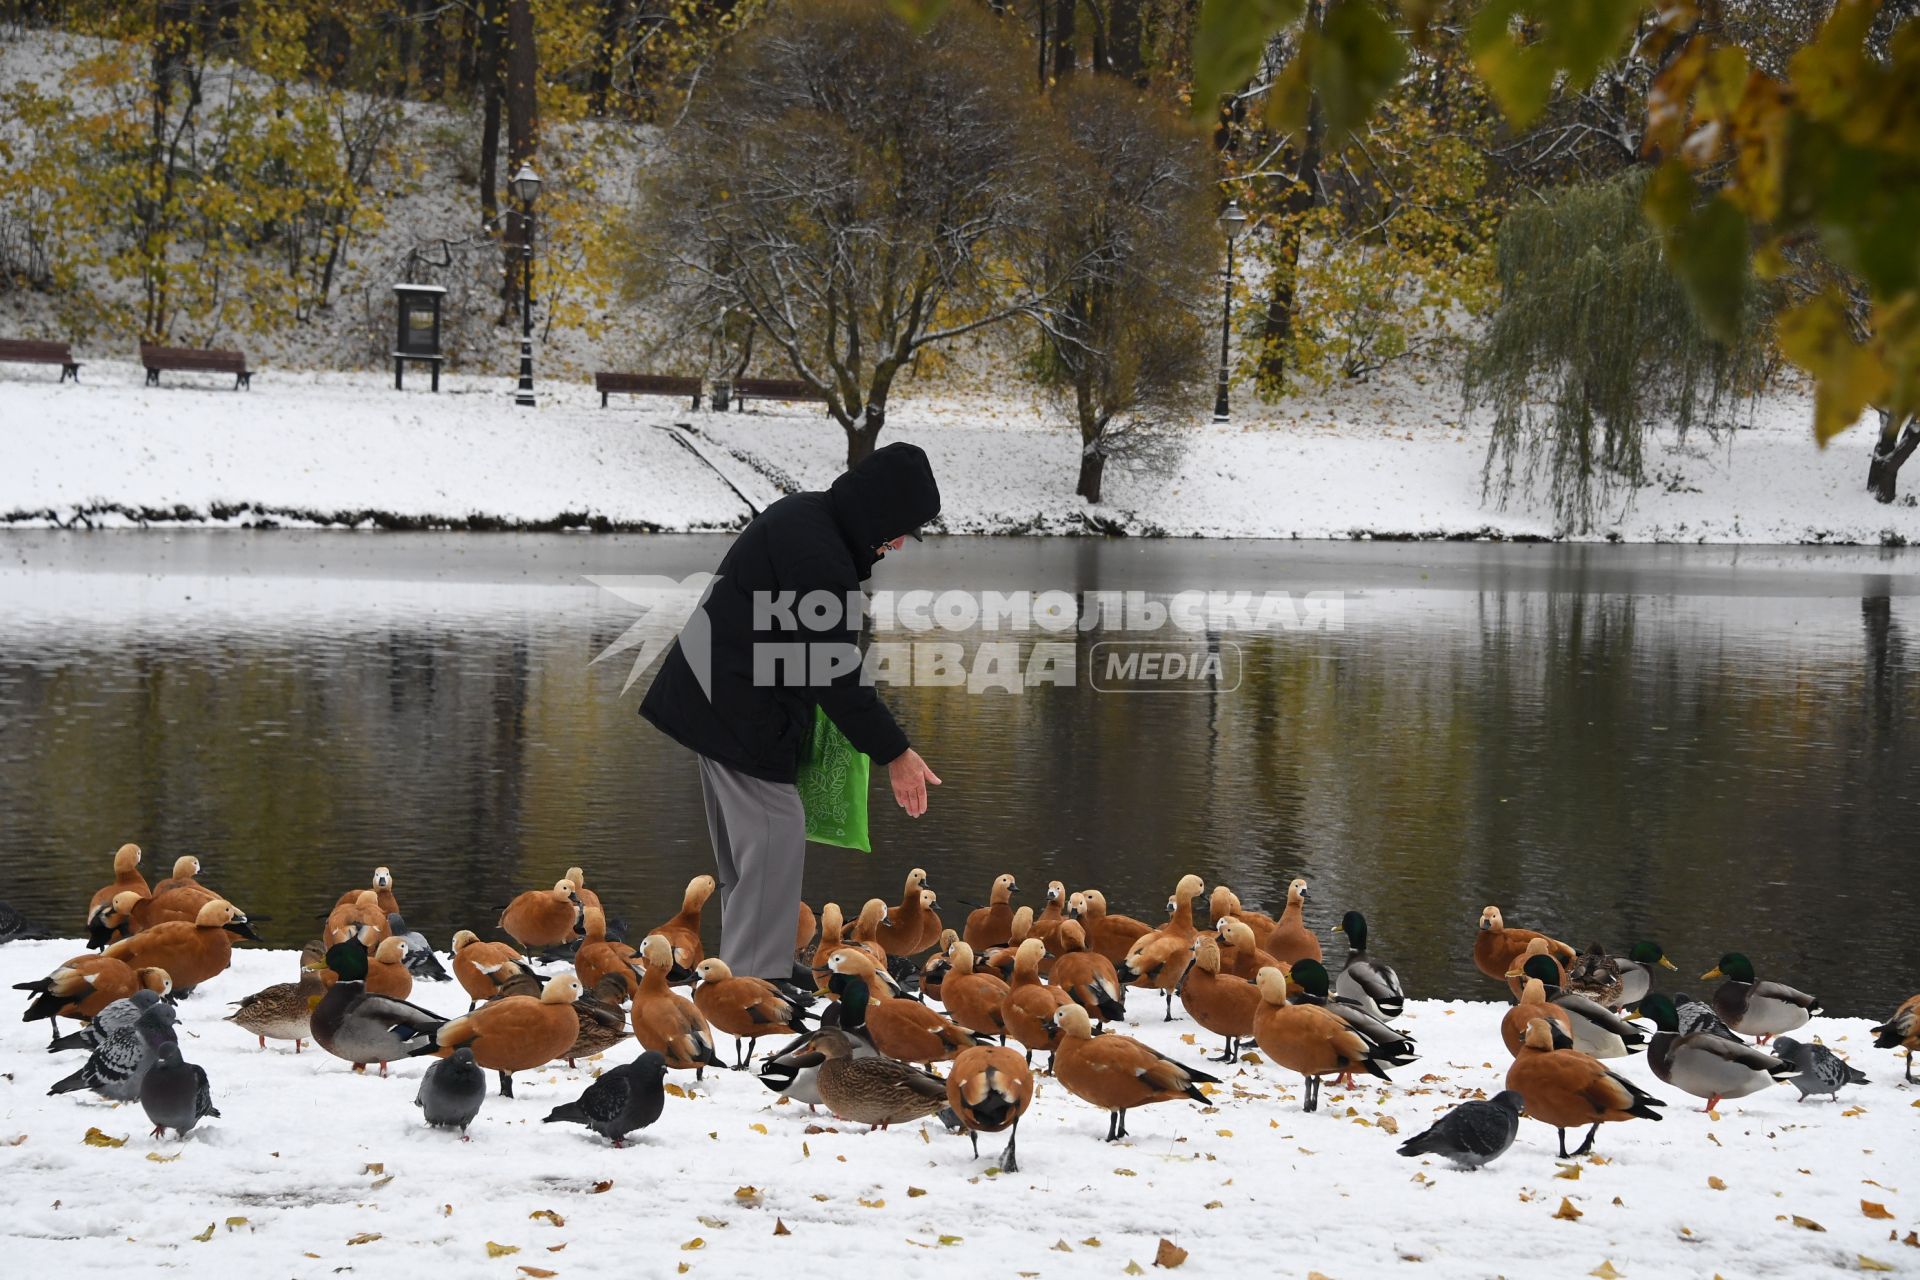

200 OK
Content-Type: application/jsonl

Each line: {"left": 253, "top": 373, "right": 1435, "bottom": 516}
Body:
{"left": 796, "top": 705, "right": 871, "bottom": 851}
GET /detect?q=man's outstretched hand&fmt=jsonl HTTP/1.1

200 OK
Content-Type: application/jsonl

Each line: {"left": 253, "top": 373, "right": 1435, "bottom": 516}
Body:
{"left": 887, "top": 748, "right": 941, "bottom": 818}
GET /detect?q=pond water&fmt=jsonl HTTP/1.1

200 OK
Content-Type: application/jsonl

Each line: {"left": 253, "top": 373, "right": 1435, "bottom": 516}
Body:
{"left": 1, "top": 531, "right": 1915, "bottom": 1015}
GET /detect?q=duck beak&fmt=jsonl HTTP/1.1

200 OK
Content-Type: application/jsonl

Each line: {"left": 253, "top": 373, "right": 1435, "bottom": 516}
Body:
{"left": 1503, "top": 970, "right": 1522, "bottom": 980}
{"left": 1658, "top": 956, "right": 1679, "bottom": 971}
{"left": 1701, "top": 966, "right": 1724, "bottom": 981}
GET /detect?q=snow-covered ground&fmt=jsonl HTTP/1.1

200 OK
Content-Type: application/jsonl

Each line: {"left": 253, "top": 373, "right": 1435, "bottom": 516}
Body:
{"left": 1, "top": 938, "right": 1914, "bottom": 1277}
{"left": 3, "top": 360, "right": 1917, "bottom": 545}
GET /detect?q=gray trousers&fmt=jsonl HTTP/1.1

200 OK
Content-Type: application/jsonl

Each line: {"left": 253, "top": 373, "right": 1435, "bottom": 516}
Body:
{"left": 697, "top": 754, "right": 807, "bottom": 981}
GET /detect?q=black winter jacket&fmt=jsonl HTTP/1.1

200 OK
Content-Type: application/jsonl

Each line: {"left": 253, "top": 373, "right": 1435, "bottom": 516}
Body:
{"left": 639, "top": 442, "right": 941, "bottom": 782}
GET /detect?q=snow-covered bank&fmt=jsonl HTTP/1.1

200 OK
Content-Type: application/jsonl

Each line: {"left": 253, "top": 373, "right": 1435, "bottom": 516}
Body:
{"left": 3, "top": 360, "right": 1918, "bottom": 544}
{"left": 2, "top": 940, "right": 1915, "bottom": 1277}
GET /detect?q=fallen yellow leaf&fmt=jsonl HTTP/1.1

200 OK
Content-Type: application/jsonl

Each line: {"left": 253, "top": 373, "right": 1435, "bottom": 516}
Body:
{"left": 82, "top": 1128, "right": 126, "bottom": 1148}
{"left": 145, "top": 1151, "right": 179, "bottom": 1163}
{"left": 1792, "top": 1216, "right": 1826, "bottom": 1232}
{"left": 191, "top": 1223, "right": 214, "bottom": 1243}
{"left": 1708, "top": 1177, "right": 1727, "bottom": 1191}
{"left": 1554, "top": 1198, "right": 1584, "bottom": 1221}
{"left": 1591, "top": 1264, "right": 1623, "bottom": 1279}
{"left": 487, "top": 1242, "right": 520, "bottom": 1257}
{"left": 1862, "top": 1201, "right": 1895, "bottom": 1220}
{"left": 908, "top": 1186, "right": 927, "bottom": 1198}
{"left": 1154, "top": 1238, "right": 1188, "bottom": 1268}
{"left": 518, "top": 1269, "right": 558, "bottom": 1279}
{"left": 773, "top": 1219, "right": 791, "bottom": 1236}
{"left": 1859, "top": 1257, "right": 1895, "bottom": 1273}
{"left": 681, "top": 1237, "right": 705, "bottom": 1251}
{"left": 1556, "top": 1163, "right": 1582, "bottom": 1181}
{"left": 347, "top": 1232, "right": 382, "bottom": 1245}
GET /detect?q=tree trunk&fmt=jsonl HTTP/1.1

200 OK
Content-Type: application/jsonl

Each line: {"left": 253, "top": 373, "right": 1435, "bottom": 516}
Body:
{"left": 845, "top": 404, "right": 883, "bottom": 468}
{"left": 1868, "top": 411, "right": 1919, "bottom": 504}
{"left": 395, "top": 0, "right": 417, "bottom": 96}
{"left": 477, "top": 0, "right": 503, "bottom": 230}
{"left": 591, "top": 0, "right": 626, "bottom": 115}
{"left": 1107, "top": 0, "right": 1141, "bottom": 80}
{"left": 421, "top": 2, "right": 446, "bottom": 99}
{"left": 1052, "top": 0, "right": 1077, "bottom": 79}
{"left": 1076, "top": 446, "right": 1106, "bottom": 503}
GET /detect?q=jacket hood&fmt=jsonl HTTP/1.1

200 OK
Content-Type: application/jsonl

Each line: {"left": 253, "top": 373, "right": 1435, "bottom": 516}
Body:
{"left": 829, "top": 443, "right": 941, "bottom": 573}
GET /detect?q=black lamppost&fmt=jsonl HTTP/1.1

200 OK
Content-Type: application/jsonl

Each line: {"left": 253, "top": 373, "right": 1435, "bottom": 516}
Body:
{"left": 510, "top": 164, "right": 542, "bottom": 408}
{"left": 1212, "top": 199, "right": 1247, "bottom": 423}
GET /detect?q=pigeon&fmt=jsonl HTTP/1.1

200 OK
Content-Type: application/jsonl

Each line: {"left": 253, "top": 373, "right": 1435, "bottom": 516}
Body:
{"left": 47, "top": 991, "right": 178, "bottom": 1101}
{"left": 415, "top": 1046, "right": 487, "bottom": 1137}
{"left": 388, "top": 912, "right": 451, "bottom": 982}
{"left": 1672, "top": 991, "right": 1741, "bottom": 1041}
{"left": 1397, "top": 1090, "right": 1525, "bottom": 1169}
{"left": 140, "top": 1041, "right": 220, "bottom": 1138}
{"left": 543, "top": 1052, "right": 668, "bottom": 1146}
{"left": 1771, "top": 1036, "right": 1868, "bottom": 1101}
{"left": 47, "top": 983, "right": 174, "bottom": 1055}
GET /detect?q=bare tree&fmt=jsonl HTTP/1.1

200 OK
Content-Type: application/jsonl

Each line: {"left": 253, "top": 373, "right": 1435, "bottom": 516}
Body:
{"left": 641, "top": 0, "right": 1053, "bottom": 466}
{"left": 1023, "top": 76, "right": 1215, "bottom": 503}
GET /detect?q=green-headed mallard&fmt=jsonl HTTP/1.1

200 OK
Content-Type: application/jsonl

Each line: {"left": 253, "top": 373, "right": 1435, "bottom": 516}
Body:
{"left": 1331, "top": 910, "right": 1404, "bottom": 1020}
{"left": 1641, "top": 992, "right": 1795, "bottom": 1111}
{"left": 1611, "top": 941, "right": 1677, "bottom": 1008}
{"left": 1519, "top": 954, "right": 1646, "bottom": 1059}
{"left": 1702, "top": 952, "right": 1819, "bottom": 1042}
{"left": 1289, "top": 958, "right": 1417, "bottom": 1070}
{"left": 309, "top": 936, "right": 445, "bottom": 1076}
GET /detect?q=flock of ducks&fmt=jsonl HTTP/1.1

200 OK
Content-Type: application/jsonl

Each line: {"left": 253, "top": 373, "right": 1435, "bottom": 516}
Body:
{"left": 12, "top": 845, "right": 1920, "bottom": 1173}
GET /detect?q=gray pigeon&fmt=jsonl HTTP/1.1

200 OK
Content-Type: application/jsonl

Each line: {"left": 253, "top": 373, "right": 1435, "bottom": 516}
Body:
{"left": 543, "top": 1053, "right": 668, "bottom": 1146}
{"left": 388, "top": 912, "right": 451, "bottom": 982}
{"left": 47, "top": 991, "right": 178, "bottom": 1101}
{"left": 415, "top": 1046, "right": 487, "bottom": 1136}
{"left": 1771, "top": 1036, "right": 1868, "bottom": 1101}
{"left": 1396, "top": 1090, "right": 1525, "bottom": 1169}
{"left": 140, "top": 1041, "right": 219, "bottom": 1138}
{"left": 1673, "top": 991, "right": 1741, "bottom": 1041}
{"left": 47, "top": 987, "right": 171, "bottom": 1054}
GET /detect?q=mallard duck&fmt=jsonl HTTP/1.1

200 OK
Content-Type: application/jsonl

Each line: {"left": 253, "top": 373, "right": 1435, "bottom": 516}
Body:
{"left": 1030, "top": 880, "right": 1069, "bottom": 955}
{"left": 1512, "top": 954, "right": 1645, "bottom": 1058}
{"left": 1473, "top": 906, "right": 1575, "bottom": 984}
{"left": 565, "top": 972, "right": 631, "bottom": 1065}
{"left": 333, "top": 867, "right": 399, "bottom": 917}
{"left": 1265, "top": 878, "right": 1321, "bottom": 965}
{"left": 693, "top": 958, "right": 811, "bottom": 1068}
{"left": 963, "top": 874, "right": 1020, "bottom": 950}
{"left": 756, "top": 1023, "right": 878, "bottom": 1109}
{"left": 500, "top": 880, "right": 584, "bottom": 954}
{"left": 326, "top": 890, "right": 391, "bottom": 950}
{"left": 944, "top": 1044, "right": 1033, "bottom": 1170}
{"left": 650, "top": 875, "right": 715, "bottom": 978}
{"left": 1177, "top": 935, "right": 1260, "bottom": 1062}
{"left": 86, "top": 843, "right": 148, "bottom": 924}
{"left": 1048, "top": 920, "right": 1126, "bottom": 1022}
{"left": 1505, "top": 1017, "right": 1665, "bottom": 1156}
{"left": 545, "top": 1053, "right": 669, "bottom": 1147}
{"left": 225, "top": 959, "right": 325, "bottom": 1050}
{"left": 1330, "top": 910, "right": 1404, "bottom": 1020}
{"left": 1563, "top": 943, "right": 1623, "bottom": 1007}
{"left": 1504, "top": 938, "right": 1566, "bottom": 1001}
{"left": 1702, "top": 953, "right": 1819, "bottom": 1042}
{"left": 1049, "top": 1003, "right": 1218, "bottom": 1141}
{"left": 1640, "top": 992, "right": 1793, "bottom": 1111}
{"left": 309, "top": 937, "right": 445, "bottom": 1076}
{"left": 828, "top": 954, "right": 976, "bottom": 1064}
{"left": 1070, "top": 889, "right": 1152, "bottom": 968}
{"left": 103, "top": 898, "right": 255, "bottom": 995}
{"left": 1120, "top": 874, "right": 1205, "bottom": 1021}
{"left": 1610, "top": 941, "right": 1678, "bottom": 1009}
{"left": 874, "top": 868, "right": 934, "bottom": 957}
{"left": 15, "top": 954, "right": 141, "bottom": 1046}
{"left": 1671, "top": 990, "right": 1740, "bottom": 1041}
{"left": 450, "top": 930, "right": 531, "bottom": 1009}
{"left": 413, "top": 972, "right": 582, "bottom": 1097}
{"left": 1871, "top": 993, "right": 1920, "bottom": 1082}
{"left": 1499, "top": 974, "right": 1574, "bottom": 1058}
{"left": 1002, "top": 938, "right": 1071, "bottom": 1065}
{"left": 937, "top": 942, "right": 1011, "bottom": 1040}
{"left": 1287, "top": 959, "right": 1418, "bottom": 1075}
{"left": 1252, "top": 965, "right": 1394, "bottom": 1110}
{"left": 1397, "top": 1091, "right": 1524, "bottom": 1169}
{"left": 630, "top": 934, "right": 721, "bottom": 1079}
{"left": 807, "top": 1027, "right": 950, "bottom": 1129}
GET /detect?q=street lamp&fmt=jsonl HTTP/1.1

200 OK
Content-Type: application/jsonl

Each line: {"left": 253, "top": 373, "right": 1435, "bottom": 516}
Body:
{"left": 510, "top": 164, "right": 542, "bottom": 408}
{"left": 1213, "top": 198, "right": 1247, "bottom": 423}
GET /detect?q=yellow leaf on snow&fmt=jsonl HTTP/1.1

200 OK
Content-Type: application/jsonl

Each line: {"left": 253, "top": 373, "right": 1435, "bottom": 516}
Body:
{"left": 937, "top": 1235, "right": 963, "bottom": 1246}
{"left": 1859, "top": 1257, "right": 1896, "bottom": 1273}
{"left": 1792, "top": 1216, "right": 1826, "bottom": 1232}
{"left": 908, "top": 1186, "right": 927, "bottom": 1198}
{"left": 191, "top": 1224, "right": 215, "bottom": 1243}
{"left": 735, "top": 1186, "right": 763, "bottom": 1205}
{"left": 1708, "top": 1177, "right": 1727, "bottom": 1191}
{"left": 681, "top": 1238, "right": 706, "bottom": 1250}
{"left": 1554, "top": 1198, "right": 1585, "bottom": 1221}
{"left": 697, "top": 1216, "right": 728, "bottom": 1229}
{"left": 858, "top": 1198, "right": 885, "bottom": 1209}
{"left": 1154, "top": 1238, "right": 1188, "bottom": 1268}
{"left": 347, "top": 1232, "right": 382, "bottom": 1246}
{"left": 749, "top": 1123, "right": 768, "bottom": 1134}
{"left": 145, "top": 1152, "right": 178, "bottom": 1163}
{"left": 664, "top": 1083, "right": 689, "bottom": 1099}
{"left": 224, "top": 1217, "right": 249, "bottom": 1232}
{"left": 82, "top": 1128, "right": 126, "bottom": 1148}
{"left": 530, "top": 1210, "right": 566, "bottom": 1227}
{"left": 487, "top": 1242, "right": 521, "bottom": 1257}
{"left": 1051, "top": 1240, "right": 1073, "bottom": 1253}
{"left": 1862, "top": 1201, "right": 1895, "bottom": 1220}
{"left": 518, "top": 1269, "right": 559, "bottom": 1279}
{"left": 1124, "top": 1264, "right": 1146, "bottom": 1276}
{"left": 1556, "top": 1164, "right": 1582, "bottom": 1180}
{"left": 1591, "top": 1263, "right": 1624, "bottom": 1279}
{"left": 773, "top": 1219, "right": 791, "bottom": 1236}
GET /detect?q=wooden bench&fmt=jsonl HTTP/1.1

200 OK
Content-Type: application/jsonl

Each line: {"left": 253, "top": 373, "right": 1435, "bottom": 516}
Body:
{"left": 732, "top": 376, "right": 830, "bottom": 412}
{"left": 141, "top": 342, "right": 253, "bottom": 389}
{"left": 0, "top": 338, "right": 81, "bottom": 382}
{"left": 594, "top": 371, "right": 703, "bottom": 409}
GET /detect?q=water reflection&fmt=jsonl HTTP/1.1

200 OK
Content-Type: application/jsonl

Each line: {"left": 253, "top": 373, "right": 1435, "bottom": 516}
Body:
{"left": 0, "top": 533, "right": 1914, "bottom": 1014}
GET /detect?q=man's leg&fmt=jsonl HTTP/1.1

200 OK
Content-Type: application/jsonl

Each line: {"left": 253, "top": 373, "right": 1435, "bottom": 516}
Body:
{"left": 696, "top": 755, "right": 806, "bottom": 980}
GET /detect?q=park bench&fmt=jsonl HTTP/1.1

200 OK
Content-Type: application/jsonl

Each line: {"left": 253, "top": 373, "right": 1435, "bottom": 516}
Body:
{"left": 732, "top": 376, "right": 830, "bottom": 412}
{"left": 594, "top": 371, "right": 703, "bottom": 409}
{"left": 140, "top": 342, "right": 253, "bottom": 389}
{"left": 0, "top": 338, "right": 82, "bottom": 382}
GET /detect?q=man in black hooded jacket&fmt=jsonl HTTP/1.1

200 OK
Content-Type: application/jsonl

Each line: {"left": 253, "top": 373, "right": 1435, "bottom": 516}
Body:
{"left": 640, "top": 441, "right": 943, "bottom": 982}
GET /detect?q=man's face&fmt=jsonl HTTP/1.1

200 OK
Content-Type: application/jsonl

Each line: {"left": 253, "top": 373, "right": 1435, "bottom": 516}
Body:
{"left": 873, "top": 535, "right": 908, "bottom": 559}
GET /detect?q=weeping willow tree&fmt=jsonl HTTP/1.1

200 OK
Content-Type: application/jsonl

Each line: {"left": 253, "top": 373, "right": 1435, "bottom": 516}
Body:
{"left": 1465, "top": 173, "right": 1774, "bottom": 534}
